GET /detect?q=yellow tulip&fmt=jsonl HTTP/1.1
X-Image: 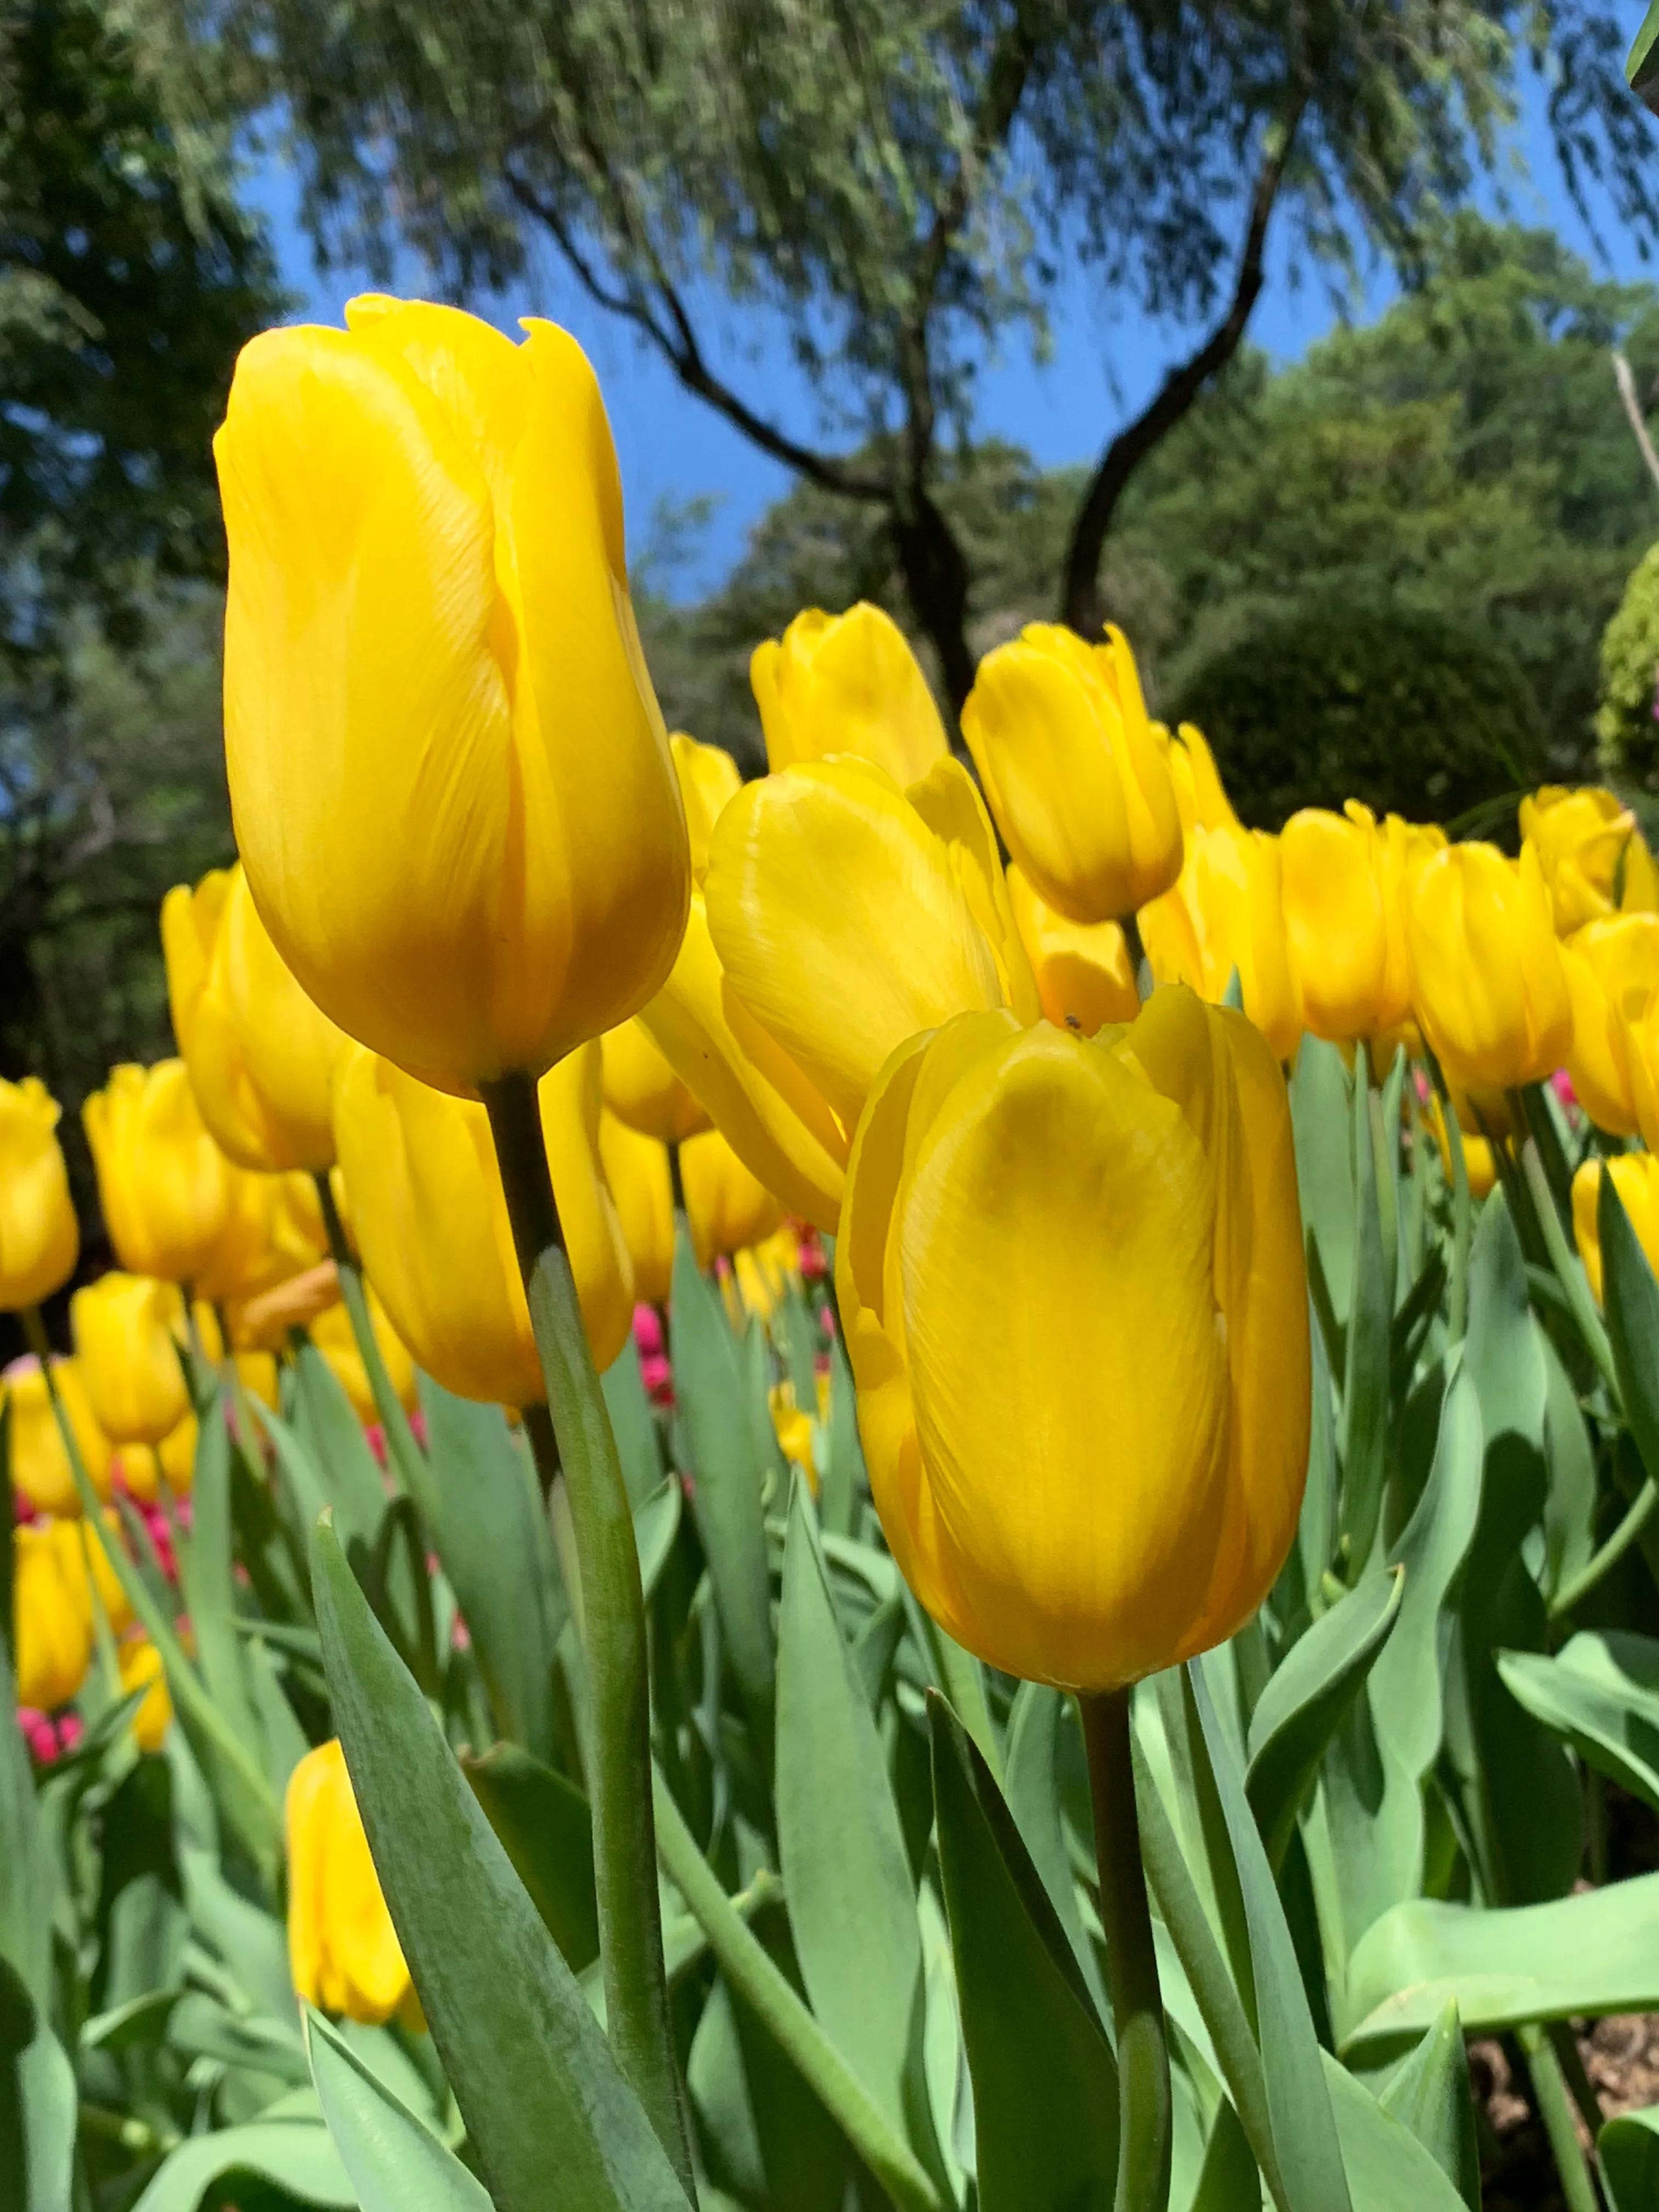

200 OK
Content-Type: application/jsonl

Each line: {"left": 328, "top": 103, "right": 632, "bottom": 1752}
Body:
{"left": 681, "top": 1128, "right": 783, "bottom": 1270}
{"left": 309, "top": 1292, "right": 418, "bottom": 1425}
{"left": 836, "top": 987, "right": 1308, "bottom": 1690}
{"left": 961, "top": 623, "right": 1183, "bottom": 923}
{"left": 729, "top": 1225, "right": 803, "bottom": 1325}
{"left": 1423, "top": 1091, "right": 1498, "bottom": 1201}
{"left": 1520, "top": 786, "right": 1659, "bottom": 935}
{"left": 163, "top": 862, "right": 350, "bottom": 1171}
{"left": 1006, "top": 864, "right": 1139, "bottom": 1037}
{"left": 0, "top": 1079, "right": 78, "bottom": 1311}
{"left": 70, "top": 1274, "right": 191, "bottom": 1446}
{"left": 286, "top": 1738, "right": 420, "bottom": 2027}
{"left": 1280, "top": 805, "right": 1439, "bottom": 1044}
{"left": 1143, "top": 825, "right": 1302, "bottom": 1062}
{"left": 151, "top": 1412, "right": 200, "bottom": 1498}
{"left": 1407, "top": 842, "right": 1573, "bottom": 1091}
{"left": 4, "top": 1357, "right": 112, "bottom": 1516}
{"left": 58, "top": 1511, "right": 135, "bottom": 1635}
{"left": 196, "top": 1167, "right": 329, "bottom": 1310}
{"left": 769, "top": 1382, "right": 817, "bottom": 1486}
{"left": 13, "top": 1521, "right": 92, "bottom": 1710}
{"left": 1560, "top": 915, "right": 1659, "bottom": 1137}
{"left": 1571, "top": 1151, "right": 1659, "bottom": 1305}
{"left": 1161, "top": 721, "right": 1241, "bottom": 835}
{"left": 602, "top": 1020, "right": 710, "bottom": 1146}
{"left": 669, "top": 732, "right": 742, "bottom": 881}
{"left": 333, "top": 1039, "right": 631, "bottom": 1408}
{"left": 216, "top": 295, "right": 690, "bottom": 1092}
{"left": 118, "top": 1639, "right": 173, "bottom": 1753}
{"left": 597, "top": 1113, "right": 675, "bottom": 1308}
{"left": 751, "top": 602, "right": 949, "bottom": 785}
{"left": 83, "top": 1062, "right": 233, "bottom": 1284}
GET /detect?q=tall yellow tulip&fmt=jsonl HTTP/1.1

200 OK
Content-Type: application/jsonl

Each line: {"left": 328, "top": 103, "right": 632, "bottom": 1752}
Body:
{"left": 163, "top": 862, "right": 349, "bottom": 1171}
{"left": 196, "top": 1168, "right": 330, "bottom": 1312}
{"left": 669, "top": 733, "right": 742, "bottom": 881}
{"left": 602, "top": 1020, "right": 710, "bottom": 1146}
{"left": 216, "top": 295, "right": 690, "bottom": 1093}
{"left": 1407, "top": 842, "right": 1573, "bottom": 1091}
{"left": 13, "top": 1521, "right": 92, "bottom": 1711}
{"left": 119, "top": 1639, "right": 173, "bottom": 1753}
{"left": 332, "top": 1040, "right": 631, "bottom": 1407}
{"left": 1280, "top": 804, "right": 1437, "bottom": 1044}
{"left": 83, "top": 1062, "right": 233, "bottom": 1284}
{"left": 598, "top": 1113, "right": 675, "bottom": 1308}
{"left": 0, "top": 1078, "right": 78, "bottom": 1311}
{"left": 681, "top": 1128, "right": 783, "bottom": 1270}
{"left": 4, "top": 1357, "right": 112, "bottom": 1516}
{"left": 1520, "top": 786, "right": 1659, "bottom": 934}
{"left": 70, "top": 1273, "right": 191, "bottom": 1446}
{"left": 1143, "top": 824, "right": 1302, "bottom": 1062}
{"left": 961, "top": 623, "right": 1183, "bottom": 923}
{"left": 1161, "top": 721, "right": 1240, "bottom": 836}
{"left": 1560, "top": 914, "right": 1659, "bottom": 1137}
{"left": 286, "top": 1739, "right": 419, "bottom": 2027}
{"left": 1006, "top": 864, "right": 1139, "bottom": 1037}
{"left": 751, "top": 603, "right": 949, "bottom": 785}
{"left": 1423, "top": 1090, "right": 1498, "bottom": 1202}
{"left": 1572, "top": 1151, "right": 1659, "bottom": 1305}
{"left": 837, "top": 988, "right": 1308, "bottom": 1690}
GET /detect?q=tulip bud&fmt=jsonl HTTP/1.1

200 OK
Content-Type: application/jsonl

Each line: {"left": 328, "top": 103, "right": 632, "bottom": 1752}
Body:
{"left": 837, "top": 987, "right": 1308, "bottom": 1689}
{"left": 1006, "top": 865, "right": 1139, "bottom": 1037}
{"left": 1162, "top": 721, "right": 1240, "bottom": 835}
{"left": 332, "top": 1039, "right": 631, "bottom": 1407}
{"left": 216, "top": 296, "right": 690, "bottom": 1092}
{"left": 729, "top": 1226, "right": 803, "bottom": 1325}
{"left": 163, "top": 862, "right": 350, "bottom": 1171}
{"left": 1423, "top": 1090, "right": 1499, "bottom": 1201}
{"left": 286, "top": 1738, "right": 419, "bottom": 2026}
{"left": 1520, "top": 785, "right": 1659, "bottom": 934}
{"left": 309, "top": 1293, "right": 417, "bottom": 1425}
{"left": 769, "top": 1383, "right": 817, "bottom": 1485}
{"left": 0, "top": 1079, "right": 78, "bottom": 1312}
{"left": 1407, "top": 842, "right": 1573, "bottom": 1091}
{"left": 681, "top": 1127, "right": 783, "bottom": 1270}
{"left": 70, "top": 1274, "right": 191, "bottom": 1447}
{"left": 83, "top": 1062, "right": 234, "bottom": 1284}
{"left": 1572, "top": 1150, "right": 1659, "bottom": 1305}
{"left": 962, "top": 623, "right": 1183, "bottom": 923}
{"left": 751, "top": 603, "right": 949, "bottom": 786}
{"left": 118, "top": 1639, "right": 173, "bottom": 1753}
{"left": 597, "top": 1113, "right": 675, "bottom": 1308}
{"left": 670, "top": 733, "right": 742, "bottom": 882}
{"left": 1560, "top": 914, "right": 1659, "bottom": 1137}
{"left": 4, "top": 1357, "right": 112, "bottom": 1516}
{"left": 13, "top": 1521, "right": 92, "bottom": 1711}
{"left": 198, "top": 1169, "right": 330, "bottom": 1314}
{"left": 603, "top": 1020, "right": 710, "bottom": 1146}
{"left": 1144, "top": 825, "right": 1302, "bottom": 1062}
{"left": 152, "top": 1411, "right": 200, "bottom": 1498}
{"left": 1280, "top": 804, "right": 1438, "bottom": 1043}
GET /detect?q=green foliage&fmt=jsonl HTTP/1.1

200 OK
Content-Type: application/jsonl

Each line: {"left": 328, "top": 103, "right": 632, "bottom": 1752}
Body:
{"left": 1596, "top": 539, "right": 1659, "bottom": 787}
{"left": 1173, "top": 600, "right": 1548, "bottom": 831}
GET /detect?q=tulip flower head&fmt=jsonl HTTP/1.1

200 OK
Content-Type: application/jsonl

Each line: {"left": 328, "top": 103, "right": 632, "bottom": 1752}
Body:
{"left": 1520, "top": 785, "right": 1659, "bottom": 935}
{"left": 1560, "top": 913, "right": 1659, "bottom": 1138}
{"left": 837, "top": 986, "right": 1308, "bottom": 1690}
{"left": 962, "top": 623, "right": 1183, "bottom": 923}
{"left": 4, "top": 1356, "right": 113, "bottom": 1516}
{"left": 751, "top": 603, "right": 949, "bottom": 786}
{"left": 13, "top": 1520, "right": 93, "bottom": 1711}
{"left": 1407, "top": 841, "right": 1572, "bottom": 1092}
{"left": 1006, "top": 865, "right": 1139, "bottom": 1037}
{"left": 598, "top": 1113, "right": 675, "bottom": 1308}
{"left": 669, "top": 732, "right": 743, "bottom": 881}
{"left": 681, "top": 1127, "right": 784, "bottom": 1270}
{"left": 603, "top": 1019, "right": 710, "bottom": 1146}
{"left": 1143, "top": 824, "right": 1302, "bottom": 1062}
{"left": 216, "top": 295, "right": 691, "bottom": 1092}
{"left": 83, "top": 1062, "right": 234, "bottom": 1285}
{"left": 286, "top": 1738, "right": 420, "bottom": 2027}
{"left": 0, "top": 1077, "right": 78, "bottom": 1311}
{"left": 71, "top": 1273, "right": 192, "bottom": 1447}
{"left": 1280, "top": 804, "right": 1438, "bottom": 1045}
{"left": 118, "top": 1638, "right": 173, "bottom": 1753}
{"left": 1572, "top": 1150, "right": 1659, "bottom": 1306}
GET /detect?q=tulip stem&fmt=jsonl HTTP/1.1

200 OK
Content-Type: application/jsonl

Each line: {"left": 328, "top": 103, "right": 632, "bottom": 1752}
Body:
{"left": 1080, "top": 1686, "right": 1172, "bottom": 2212}
{"left": 481, "top": 1072, "right": 696, "bottom": 2206}
{"left": 311, "top": 1172, "right": 430, "bottom": 1502}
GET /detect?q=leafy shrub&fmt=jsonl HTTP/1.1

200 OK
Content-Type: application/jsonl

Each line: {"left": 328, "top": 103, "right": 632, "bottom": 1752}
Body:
{"left": 1597, "top": 540, "right": 1659, "bottom": 789}
{"left": 1175, "top": 600, "right": 1549, "bottom": 830}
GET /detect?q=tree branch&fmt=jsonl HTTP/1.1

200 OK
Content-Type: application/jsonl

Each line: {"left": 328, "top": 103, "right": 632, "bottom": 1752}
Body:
{"left": 1612, "top": 348, "right": 1659, "bottom": 493}
{"left": 1060, "top": 97, "right": 1308, "bottom": 637}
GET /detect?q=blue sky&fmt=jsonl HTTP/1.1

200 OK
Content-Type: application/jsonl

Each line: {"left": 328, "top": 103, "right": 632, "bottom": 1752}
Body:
{"left": 242, "top": 63, "right": 1657, "bottom": 600}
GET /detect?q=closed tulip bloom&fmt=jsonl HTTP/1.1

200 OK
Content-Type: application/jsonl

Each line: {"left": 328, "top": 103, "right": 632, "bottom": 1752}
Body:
{"left": 334, "top": 1040, "right": 631, "bottom": 1407}
{"left": 1572, "top": 1151, "right": 1659, "bottom": 1305}
{"left": 1145, "top": 826, "right": 1302, "bottom": 1062}
{"left": 769, "top": 1383, "right": 817, "bottom": 1485}
{"left": 198, "top": 1169, "right": 330, "bottom": 1312}
{"left": 63, "top": 1510, "right": 136, "bottom": 1636}
{"left": 1162, "top": 721, "right": 1240, "bottom": 835}
{"left": 286, "top": 1738, "right": 419, "bottom": 2027}
{"left": 1424, "top": 1091, "right": 1498, "bottom": 1202}
{"left": 84, "top": 1062, "right": 233, "bottom": 1284}
{"left": 217, "top": 295, "right": 690, "bottom": 1092}
{"left": 0, "top": 1079, "right": 78, "bottom": 1311}
{"left": 1560, "top": 915, "right": 1659, "bottom": 1137}
{"left": 603, "top": 1019, "right": 710, "bottom": 1145}
{"left": 962, "top": 623, "right": 1183, "bottom": 923}
{"left": 751, "top": 603, "right": 949, "bottom": 786}
{"left": 13, "top": 1522, "right": 92, "bottom": 1711}
{"left": 1520, "top": 786, "right": 1659, "bottom": 934}
{"left": 670, "top": 733, "right": 742, "bottom": 881}
{"left": 309, "top": 1293, "right": 418, "bottom": 1425}
{"left": 119, "top": 1639, "right": 172, "bottom": 1753}
{"left": 837, "top": 987, "right": 1308, "bottom": 1689}
{"left": 729, "top": 1224, "right": 802, "bottom": 1325}
{"left": 1407, "top": 842, "right": 1573, "bottom": 1091}
{"left": 598, "top": 1113, "right": 675, "bottom": 1308}
{"left": 1280, "top": 804, "right": 1434, "bottom": 1043}
{"left": 1006, "top": 865, "right": 1138, "bottom": 1036}
{"left": 70, "top": 1274, "right": 191, "bottom": 1447}
{"left": 163, "top": 863, "right": 349, "bottom": 1171}
{"left": 681, "top": 1128, "right": 783, "bottom": 1269}
{"left": 4, "top": 1357, "right": 113, "bottom": 1515}
{"left": 151, "top": 1410, "right": 200, "bottom": 1498}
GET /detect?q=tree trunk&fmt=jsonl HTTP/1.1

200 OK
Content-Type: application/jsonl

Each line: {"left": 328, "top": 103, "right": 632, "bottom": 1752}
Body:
{"left": 891, "top": 487, "right": 977, "bottom": 720}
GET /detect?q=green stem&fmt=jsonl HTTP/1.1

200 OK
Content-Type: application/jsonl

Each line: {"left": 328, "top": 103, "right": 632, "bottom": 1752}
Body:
{"left": 652, "top": 1769, "right": 944, "bottom": 2212}
{"left": 1434, "top": 1065, "right": 1472, "bottom": 1342}
{"left": 1550, "top": 1477, "right": 1659, "bottom": 1619}
{"left": 481, "top": 1073, "right": 695, "bottom": 2204}
{"left": 1122, "top": 911, "right": 1152, "bottom": 1002}
{"left": 1519, "top": 1140, "right": 1620, "bottom": 1400}
{"left": 313, "top": 1171, "right": 431, "bottom": 1505}
{"left": 1517, "top": 2024, "right": 1602, "bottom": 2212}
{"left": 1080, "top": 1688, "right": 1172, "bottom": 2212}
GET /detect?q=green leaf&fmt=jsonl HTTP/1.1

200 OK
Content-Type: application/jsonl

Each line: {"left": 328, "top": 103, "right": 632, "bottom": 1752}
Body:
{"left": 1600, "top": 1168, "right": 1659, "bottom": 1492}
{"left": 464, "top": 1740, "right": 599, "bottom": 1971}
{"left": 1188, "top": 1657, "right": 1352, "bottom": 2212}
{"left": 306, "top": 2005, "right": 491, "bottom": 2212}
{"left": 819, "top": 1330, "right": 864, "bottom": 1539}
{"left": 635, "top": 1476, "right": 683, "bottom": 1605}
{"left": 1602, "top": 2102, "right": 1659, "bottom": 2211}
{"left": 1376, "top": 2001, "right": 1479, "bottom": 2209}
{"left": 1540, "top": 1334, "right": 1598, "bottom": 1603}
{"left": 130, "top": 2113, "right": 353, "bottom": 2211}
{"left": 1497, "top": 1629, "right": 1659, "bottom": 1816}
{"left": 172, "top": 1396, "right": 262, "bottom": 1763}
{"left": 775, "top": 1476, "right": 940, "bottom": 2179}
{"left": 602, "top": 1340, "right": 665, "bottom": 1510}
{"left": 1628, "top": 0, "right": 1659, "bottom": 109}
{"left": 0, "top": 1960, "right": 75, "bottom": 2212}
{"left": 1188, "top": 2096, "right": 1258, "bottom": 2211}
{"left": 289, "top": 1342, "right": 393, "bottom": 1547}
{"left": 1291, "top": 1036, "right": 1356, "bottom": 1343}
{"left": 1004, "top": 1682, "right": 1107, "bottom": 2018}
{"left": 309, "top": 1517, "right": 691, "bottom": 2211}
{"left": 1323, "top": 2055, "right": 1472, "bottom": 2211}
{"left": 1339, "top": 1046, "right": 1391, "bottom": 1569}
{"left": 1344, "top": 1874, "right": 1659, "bottom": 2056}
{"left": 1245, "top": 1568, "right": 1402, "bottom": 1867}
{"left": 669, "top": 1226, "right": 775, "bottom": 1739}
{"left": 929, "top": 1696, "right": 1117, "bottom": 2212}
{"left": 418, "top": 1379, "right": 560, "bottom": 1760}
